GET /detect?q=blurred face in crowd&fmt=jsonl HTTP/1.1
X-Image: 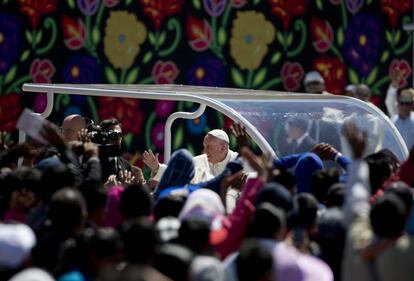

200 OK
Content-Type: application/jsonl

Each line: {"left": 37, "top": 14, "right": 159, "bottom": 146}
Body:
{"left": 203, "top": 134, "right": 228, "bottom": 164}
{"left": 397, "top": 89, "right": 414, "bottom": 119}
{"left": 107, "top": 124, "right": 123, "bottom": 145}
{"left": 304, "top": 81, "right": 325, "bottom": 94}
{"left": 61, "top": 115, "right": 86, "bottom": 142}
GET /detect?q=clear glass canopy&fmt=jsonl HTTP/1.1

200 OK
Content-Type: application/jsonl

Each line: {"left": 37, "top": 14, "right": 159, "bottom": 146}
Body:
{"left": 22, "top": 83, "right": 408, "bottom": 161}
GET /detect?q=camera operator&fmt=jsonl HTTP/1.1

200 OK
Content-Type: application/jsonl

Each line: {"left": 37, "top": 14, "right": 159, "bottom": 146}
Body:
{"left": 89, "top": 118, "right": 132, "bottom": 183}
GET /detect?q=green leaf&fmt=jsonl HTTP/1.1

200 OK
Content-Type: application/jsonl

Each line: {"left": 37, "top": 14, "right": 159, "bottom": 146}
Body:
{"left": 253, "top": 0, "right": 261, "bottom": 4}
{"left": 252, "top": 68, "right": 267, "bottom": 88}
{"left": 380, "top": 50, "right": 390, "bottom": 63}
{"left": 25, "top": 30, "right": 32, "bottom": 43}
{"left": 187, "top": 143, "right": 195, "bottom": 155}
{"left": 92, "top": 27, "right": 100, "bottom": 45}
{"left": 105, "top": 66, "right": 118, "bottom": 84}
{"left": 395, "top": 30, "right": 401, "bottom": 44}
{"left": 366, "top": 67, "right": 379, "bottom": 86}
{"left": 218, "top": 27, "right": 227, "bottom": 46}
{"left": 386, "top": 30, "right": 393, "bottom": 44}
{"left": 286, "top": 32, "right": 293, "bottom": 47}
{"left": 270, "top": 52, "right": 282, "bottom": 64}
{"left": 367, "top": 0, "right": 373, "bottom": 4}
{"left": 173, "top": 125, "right": 184, "bottom": 149}
{"left": 4, "top": 65, "right": 17, "bottom": 84}
{"left": 158, "top": 31, "right": 166, "bottom": 46}
{"left": 68, "top": 0, "right": 75, "bottom": 8}
{"left": 348, "top": 68, "right": 359, "bottom": 85}
{"left": 316, "top": 0, "right": 323, "bottom": 10}
{"left": 126, "top": 0, "right": 133, "bottom": 5}
{"left": 185, "top": 101, "right": 194, "bottom": 108}
{"left": 142, "top": 51, "right": 153, "bottom": 64}
{"left": 126, "top": 67, "right": 139, "bottom": 84}
{"left": 19, "top": 49, "right": 30, "bottom": 62}
{"left": 192, "top": 0, "right": 201, "bottom": 9}
{"left": 148, "top": 32, "right": 156, "bottom": 46}
{"left": 35, "top": 30, "right": 43, "bottom": 45}
{"left": 276, "top": 32, "right": 285, "bottom": 46}
{"left": 123, "top": 133, "right": 133, "bottom": 149}
{"left": 231, "top": 68, "right": 245, "bottom": 88}
{"left": 336, "top": 27, "right": 344, "bottom": 46}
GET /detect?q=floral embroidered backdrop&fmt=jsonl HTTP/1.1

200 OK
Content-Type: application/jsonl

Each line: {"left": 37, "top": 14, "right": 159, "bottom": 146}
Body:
{"left": 0, "top": 0, "right": 413, "bottom": 165}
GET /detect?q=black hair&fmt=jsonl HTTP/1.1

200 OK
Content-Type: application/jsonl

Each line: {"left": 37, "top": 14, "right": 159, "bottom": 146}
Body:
{"left": 153, "top": 195, "right": 185, "bottom": 221}
{"left": 178, "top": 218, "right": 210, "bottom": 254}
{"left": 247, "top": 203, "right": 286, "bottom": 239}
{"left": 154, "top": 243, "right": 194, "bottom": 281}
{"left": 295, "top": 193, "right": 318, "bottom": 230}
{"left": 326, "top": 183, "right": 345, "bottom": 208}
{"left": 120, "top": 184, "right": 151, "bottom": 219}
{"left": 236, "top": 239, "right": 273, "bottom": 281}
{"left": 370, "top": 193, "right": 407, "bottom": 238}
{"left": 121, "top": 218, "right": 157, "bottom": 264}
{"left": 100, "top": 118, "right": 121, "bottom": 132}
{"left": 49, "top": 187, "right": 87, "bottom": 232}
{"left": 365, "top": 151, "right": 394, "bottom": 194}
{"left": 310, "top": 168, "right": 340, "bottom": 204}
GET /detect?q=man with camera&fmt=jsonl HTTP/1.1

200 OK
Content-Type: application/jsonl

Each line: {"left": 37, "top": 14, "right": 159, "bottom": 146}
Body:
{"left": 89, "top": 118, "right": 132, "bottom": 183}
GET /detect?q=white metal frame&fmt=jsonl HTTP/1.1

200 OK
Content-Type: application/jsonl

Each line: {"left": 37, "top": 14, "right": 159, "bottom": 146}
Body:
{"left": 21, "top": 83, "right": 277, "bottom": 160}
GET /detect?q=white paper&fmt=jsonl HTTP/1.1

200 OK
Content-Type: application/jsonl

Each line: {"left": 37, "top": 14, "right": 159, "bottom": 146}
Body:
{"left": 16, "top": 108, "right": 48, "bottom": 145}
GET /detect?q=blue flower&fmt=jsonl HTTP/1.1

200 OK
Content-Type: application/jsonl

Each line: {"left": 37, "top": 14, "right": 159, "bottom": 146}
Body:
{"left": 63, "top": 54, "right": 100, "bottom": 83}
{"left": 186, "top": 114, "right": 207, "bottom": 135}
{"left": 0, "top": 13, "right": 20, "bottom": 75}
{"left": 185, "top": 55, "right": 226, "bottom": 86}
{"left": 343, "top": 13, "right": 381, "bottom": 77}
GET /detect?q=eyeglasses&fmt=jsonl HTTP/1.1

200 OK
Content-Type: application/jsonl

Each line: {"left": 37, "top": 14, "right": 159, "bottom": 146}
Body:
{"left": 398, "top": 101, "right": 413, "bottom": 105}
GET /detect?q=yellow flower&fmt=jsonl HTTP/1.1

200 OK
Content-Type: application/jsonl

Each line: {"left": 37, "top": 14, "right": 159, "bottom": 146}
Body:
{"left": 230, "top": 11, "right": 275, "bottom": 70}
{"left": 104, "top": 11, "right": 147, "bottom": 69}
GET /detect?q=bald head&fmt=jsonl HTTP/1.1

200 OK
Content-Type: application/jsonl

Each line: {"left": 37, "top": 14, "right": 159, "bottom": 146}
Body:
{"left": 62, "top": 114, "right": 86, "bottom": 142}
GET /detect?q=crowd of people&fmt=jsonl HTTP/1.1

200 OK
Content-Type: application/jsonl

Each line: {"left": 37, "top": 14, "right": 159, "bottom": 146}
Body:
{"left": 1, "top": 72, "right": 414, "bottom": 281}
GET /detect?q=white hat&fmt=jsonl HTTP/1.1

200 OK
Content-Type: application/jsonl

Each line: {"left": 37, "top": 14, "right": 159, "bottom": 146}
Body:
{"left": 9, "top": 268, "right": 55, "bottom": 281}
{"left": 207, "top": 129, "right": 229, "bottom": 143}
{"left": 304, "top": 71, "right": 324, "bottom": 84}
{"left": 0, "top": 223, "right": 36, "bottom": 269}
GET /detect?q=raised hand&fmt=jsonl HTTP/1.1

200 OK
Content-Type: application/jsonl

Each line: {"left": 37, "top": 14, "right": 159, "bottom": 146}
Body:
{"left": 240, "top": 147, "right": 273, "bottom": 180}
{"left": 78, "top": 128, "right": 91, "bottom": 143}
{"left": 310, "top": 142, "right": 338, "bottom": 161}
{"left": 39, "top": 121, "right": 65, "bottom": 148}
{"left": 343, "top": 122, "right": 366, "bottom": 159}
{"left": 118, "top": 169, "right": 135, "bottom": 185}
{"left": 231, "top": 123, "right": 250, "bottom": 149}
{"left": 142, "top": 149, "right": 160, "bottom": 171}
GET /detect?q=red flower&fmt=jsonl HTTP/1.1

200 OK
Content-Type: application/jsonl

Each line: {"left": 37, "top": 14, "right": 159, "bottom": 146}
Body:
{"left": 389, "top": 59, "right": 412, "bottom": 89}
{"left": 187, "top": 16, "right": 213, "bottom": 52}
{"left": 104, "top": 0, "right": 120, "bottom": 7}
{"left": 98, "top": 97, "right": 144, "bottom": 135}
{"left": 140, "top": 0, "right": 184, "bottom": 30}
{"left": 152, "top": 60, "right": 179, "bottom": 84}
{"left": 381, "top": 0, "right": 412, "bottom": 28}
{"left": 311, "top": 18, "right": 333, "bottom": 53}
{"left": 281, "top": 61, "right": 304, "bottom": 91}
{"left": 0, "top": 94, "right": 21, "bottom": 132}
{"left": 231, "top": 0, "right": 248, "bottom": 8}
{"left": 30, "top": 59, "right": 55, "bottom": 83}
{"left": 314, "top": 57, "right": 346, "bottom": 95}
{"left": 18, "top": 0, "right": 57, "bottom": 28}
{"left": 268, "top": 0, "right": 308, "bottom": 30}
{"left": 62, "top": 15, "right": 87, "bottom": 50}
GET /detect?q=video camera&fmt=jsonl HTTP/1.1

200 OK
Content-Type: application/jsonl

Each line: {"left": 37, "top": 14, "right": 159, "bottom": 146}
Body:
{"left": 86, "top": 119, "right": 122, "bottom": 145}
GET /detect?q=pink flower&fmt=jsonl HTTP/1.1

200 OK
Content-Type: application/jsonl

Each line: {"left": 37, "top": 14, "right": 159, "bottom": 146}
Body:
{"left": 231, "top": 0, "right": 248, "bottom": 8}
{"left": 104, "top": 0, "right": 120, "bottom": 7}
{"left": 152, "top": 60, "right": 179, "bottom": 84}
{"left": 30, "top": 59, "right": 55, "bottom": 83}
{"left": 156, "top": 100, "right": 176, "bottom": 117}
{"left": 151, "top": 122, "right": 165, "bottom": 149}
{"left": 281, "top": 61, "right": 304, "bottom": 91}
{"left": 389, "top": 59, "right": 412, "bottom": 89}
{"left": 34, "top": 93, "right": 47, "bottom": 113}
